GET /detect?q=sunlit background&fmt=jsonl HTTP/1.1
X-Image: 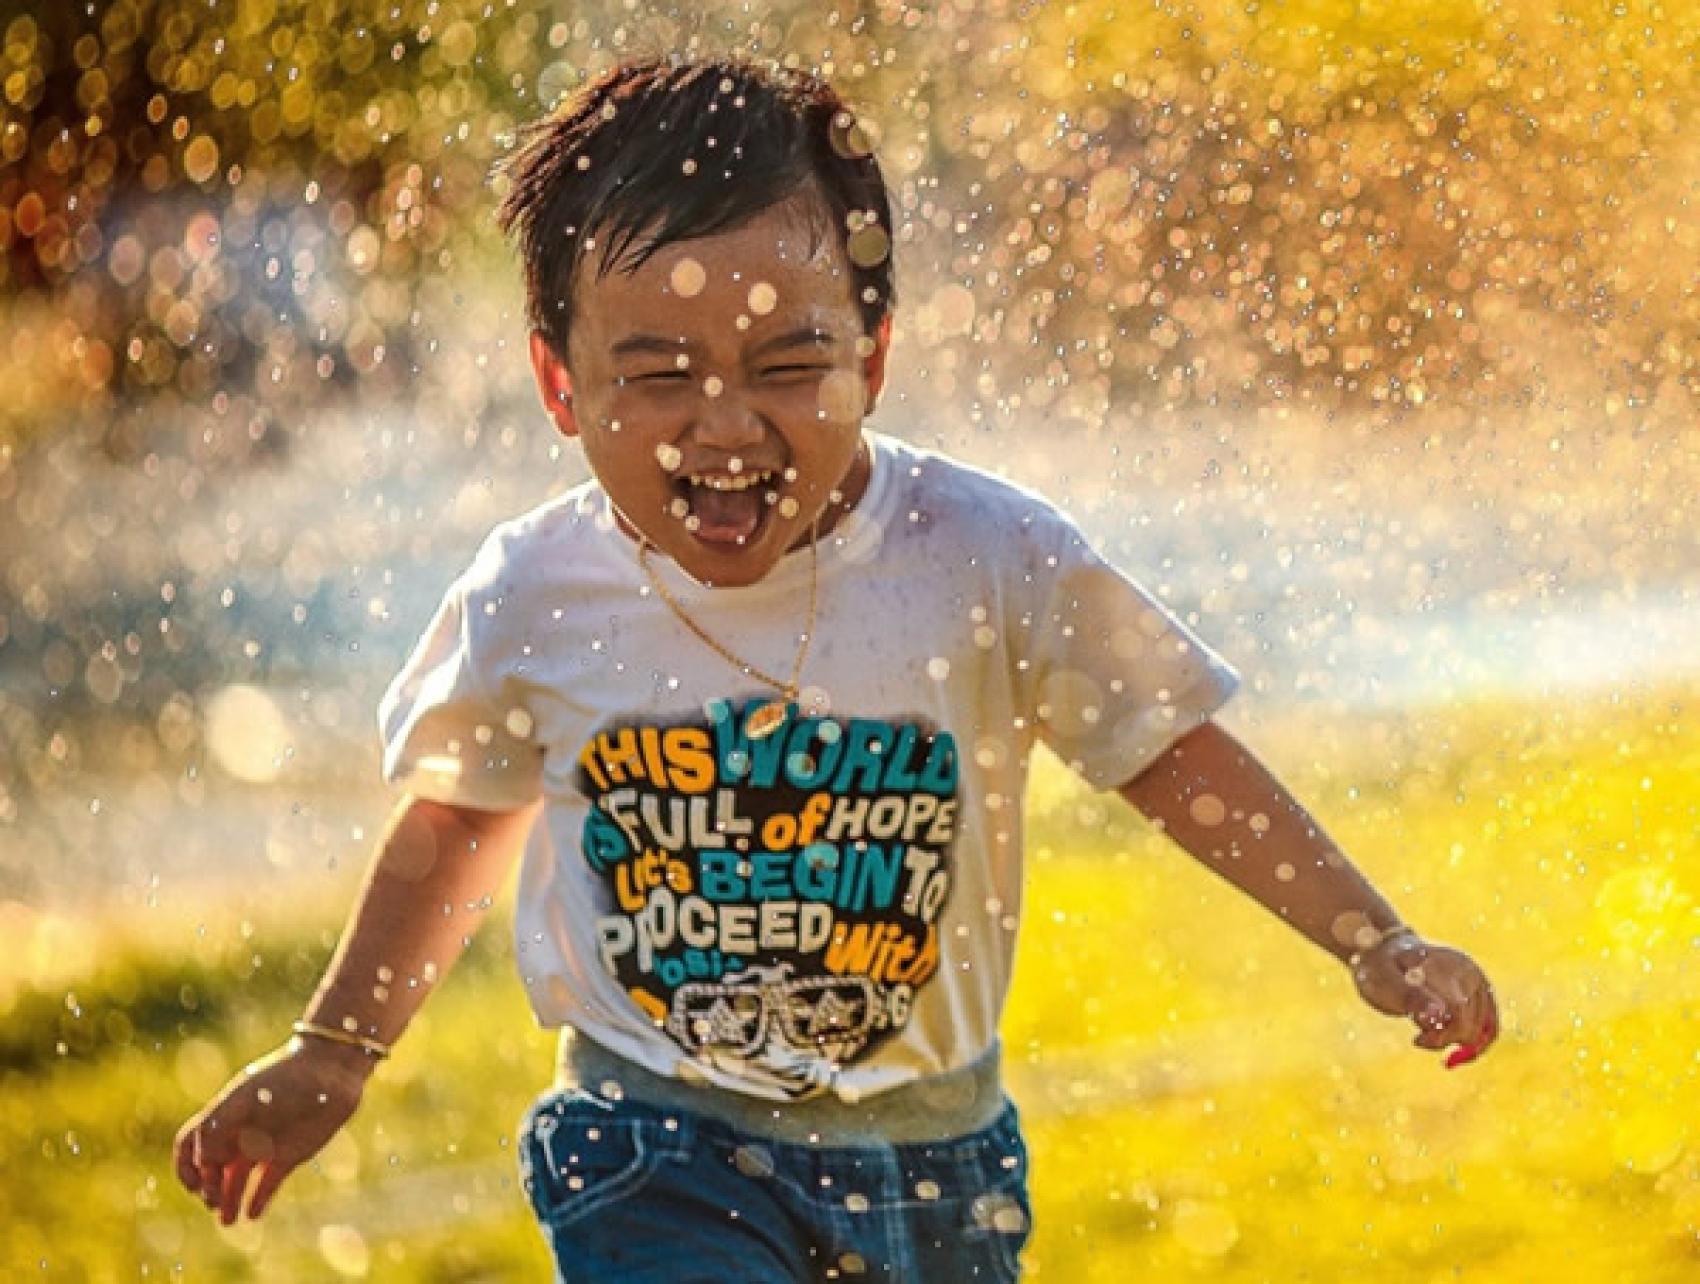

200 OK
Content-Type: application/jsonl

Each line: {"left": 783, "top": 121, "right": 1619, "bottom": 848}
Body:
{"left": 4, "top": 1, "right": 1699, "bottom": 1279}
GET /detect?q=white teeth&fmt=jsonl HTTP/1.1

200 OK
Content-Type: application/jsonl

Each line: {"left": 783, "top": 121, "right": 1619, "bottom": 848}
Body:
{"left": 686, "top": 470, "right": 774, "bottom": 492}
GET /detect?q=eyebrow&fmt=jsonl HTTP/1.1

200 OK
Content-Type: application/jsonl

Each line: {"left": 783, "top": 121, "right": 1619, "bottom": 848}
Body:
{"left": 609, "top": 326, "right": 840, "bottom": 360}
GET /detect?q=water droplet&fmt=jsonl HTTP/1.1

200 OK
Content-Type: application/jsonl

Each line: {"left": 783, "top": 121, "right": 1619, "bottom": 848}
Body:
{"left": 1332, "top": 911, "right": 1379, "bottom": 950}
{"left": 1172, "top": 1199, "right": 1239, "bottom": 1256}
{"left": 734, "top": 1144, "right": 775, "bottom": 1177}
{"left": 204, "top": 685, "right": 290, "bottom": 784}
{"left": 993, "top": 1204, "right": 1028, "bottom": 1233}
{"left": 1189, "top": 793, "right": 1227, "bottom": 827}
{"left": 317, "top": 1224, "right": 370, "bottom": 1277}
{"left": 670, "top": 258, "right": 706, "bottom": 297}
{"left": 846, "top": 225, "right": 891, "bottom": 268}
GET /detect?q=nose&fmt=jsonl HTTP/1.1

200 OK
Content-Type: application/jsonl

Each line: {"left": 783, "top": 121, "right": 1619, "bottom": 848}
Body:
{"left": 692, "top": 379, "right": 767, "bottom": 451}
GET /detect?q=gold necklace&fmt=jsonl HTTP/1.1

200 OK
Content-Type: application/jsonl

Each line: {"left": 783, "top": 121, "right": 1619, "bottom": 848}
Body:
{"left": 636, "top": 522, "right": 819, "bottom": 740}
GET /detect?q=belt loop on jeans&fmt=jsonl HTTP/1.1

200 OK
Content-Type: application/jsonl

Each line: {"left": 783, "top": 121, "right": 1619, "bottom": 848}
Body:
{"left": 554, "top": 1029, "right": 1006, "bottom": 1147}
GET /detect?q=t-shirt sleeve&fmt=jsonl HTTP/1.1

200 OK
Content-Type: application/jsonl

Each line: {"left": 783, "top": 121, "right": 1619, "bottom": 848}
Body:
{"left": 376, "top": 552, "right": 544, "bottom": 812}
{"left": 1022, "top": 504, "right": 1240, "bottom": 791}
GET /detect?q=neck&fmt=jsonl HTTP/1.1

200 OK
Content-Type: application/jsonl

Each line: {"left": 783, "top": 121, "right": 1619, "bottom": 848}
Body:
{"left": 788, "top": 436, "right": 872, "bottom": 552}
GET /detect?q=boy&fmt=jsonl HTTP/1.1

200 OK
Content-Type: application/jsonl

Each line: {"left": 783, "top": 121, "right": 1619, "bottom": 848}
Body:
{"left": 175, "top": 54, "right": 1497, "bottom": 1282}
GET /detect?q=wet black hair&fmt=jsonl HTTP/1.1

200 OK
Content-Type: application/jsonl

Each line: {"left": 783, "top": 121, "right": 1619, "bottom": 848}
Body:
{"left": 493, "top": 54, "right": 897, "bottom": 362}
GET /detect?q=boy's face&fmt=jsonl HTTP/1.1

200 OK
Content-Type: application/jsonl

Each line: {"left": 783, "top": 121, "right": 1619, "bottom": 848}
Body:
{"left": 529, "top": 195, "right": 891, "bottom": 589}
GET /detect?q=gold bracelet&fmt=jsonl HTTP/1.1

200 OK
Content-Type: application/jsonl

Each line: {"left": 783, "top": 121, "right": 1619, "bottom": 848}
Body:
{"left": 1347, "top": 924, "right": 1420, "bottom": 967}
{"left": 292, "top": 1019, "right": 391, "bottom": 1060}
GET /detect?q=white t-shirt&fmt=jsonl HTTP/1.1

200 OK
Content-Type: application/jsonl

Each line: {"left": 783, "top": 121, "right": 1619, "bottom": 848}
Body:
{"left": 378, "top": 431, "right": 1239, "bottom": 1102}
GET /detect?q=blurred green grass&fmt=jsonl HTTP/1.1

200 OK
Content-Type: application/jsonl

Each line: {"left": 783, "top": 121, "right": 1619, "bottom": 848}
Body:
{"left": 5, "top": 685, "right": 1699, "bottom": 1280}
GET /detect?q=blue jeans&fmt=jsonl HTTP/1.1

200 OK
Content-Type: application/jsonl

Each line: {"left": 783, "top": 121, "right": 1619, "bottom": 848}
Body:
{"left": 517, "top": 1086, "right": 1034, "bottom": 1282}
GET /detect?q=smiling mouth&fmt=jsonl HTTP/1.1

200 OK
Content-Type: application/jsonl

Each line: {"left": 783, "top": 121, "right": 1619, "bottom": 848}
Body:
{"left": 670, "top": 468, "right": 785, "bottom": 546}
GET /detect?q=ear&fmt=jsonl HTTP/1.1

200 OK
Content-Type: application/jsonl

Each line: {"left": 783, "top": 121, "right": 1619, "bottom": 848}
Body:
{"left": 528, "top": 330, "right": 580, "bottom": 439}
{"left": 861, "top": 313, "right": 893, "bottom": 413}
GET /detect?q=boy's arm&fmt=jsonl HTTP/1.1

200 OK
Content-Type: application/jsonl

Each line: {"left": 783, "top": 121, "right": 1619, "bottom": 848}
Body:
{"left": 302, "top": 794, "right": 540, "bottom": 1045}
{"left": 173, "top": 792, "right": 539, "bottom": 1224}
{"left": 1116, "top": 720, "right": 1498, "bottom": 1066}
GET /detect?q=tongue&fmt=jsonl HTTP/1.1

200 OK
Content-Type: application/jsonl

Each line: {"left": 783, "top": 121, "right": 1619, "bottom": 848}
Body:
{"left": 689, "top": 486, "right": 764, "bottom": 544}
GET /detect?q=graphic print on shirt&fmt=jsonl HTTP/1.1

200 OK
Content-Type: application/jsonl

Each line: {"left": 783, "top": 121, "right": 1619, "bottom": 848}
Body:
{"left": 575, "top": 697, "right": 960, "bottom": 1098}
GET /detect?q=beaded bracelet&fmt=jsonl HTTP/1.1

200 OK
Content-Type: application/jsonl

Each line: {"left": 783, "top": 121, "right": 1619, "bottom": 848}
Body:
{"left": 291, "top": 1019, "right": 391, "bottom": 1060}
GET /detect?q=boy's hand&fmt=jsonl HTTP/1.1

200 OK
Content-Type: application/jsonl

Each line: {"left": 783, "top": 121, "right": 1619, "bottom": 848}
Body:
{"left": 1350, "top": 930, "right": 1499, "bottom": 1069}
{"left": 173, "top": 1036, "right": 374, "bottom": 1224}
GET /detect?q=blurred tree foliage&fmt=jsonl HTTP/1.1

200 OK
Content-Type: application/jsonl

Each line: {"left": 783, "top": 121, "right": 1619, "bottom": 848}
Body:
{"left": 0, "top": 0, "right": 563, "bottom": 451}
{"left": 1008, "top": 0, "right": 1700, "bottom": 424}
{"left": 1, "top": 0, "right": 1697, "bottom": 453}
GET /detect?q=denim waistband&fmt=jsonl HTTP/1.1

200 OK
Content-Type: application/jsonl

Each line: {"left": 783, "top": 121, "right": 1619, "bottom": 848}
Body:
{"left": 553, "top": 1028, "right": 1006, "bottom": 1147}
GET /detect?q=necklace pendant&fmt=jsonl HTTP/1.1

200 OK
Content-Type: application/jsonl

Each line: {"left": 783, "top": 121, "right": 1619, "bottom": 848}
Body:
{"left": 746, "top": 700, "right": 790, "bottom": 740}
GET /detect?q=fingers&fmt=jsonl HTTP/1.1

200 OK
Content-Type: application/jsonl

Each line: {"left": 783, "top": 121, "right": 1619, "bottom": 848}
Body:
{"left": 173, "top": 1122, "right": 202, "bottom": 1196}
{"left": 1409, "top": 997, "right": 1453, "bottom": 1050}
{"left": 1357, "top": 937, "right": 1502, "bottom": 1071}
{"left": 176, "top": 1117, "right": 289, "bottom": 1222}
{"left": 1444, "top": 1008, "right": 1498, "bottom": 1069}
{"left": 218, "top": 1158, "right": 255, "bottom": 1227}
{"left": 192, "top": 1126, "right": 225, "bottom": 1213}
{"left": 1404, "top": 962, "right": 1498, "bottom": 1068}
{"left": 176, "top": 1124, "right": 229, "bottom": 1222}
{"left": 1391, "top": 944, "right": 1457, "bottom": 1049}
{"left": 1444, "top": 980, "right": 1500, "bottom": 1069}
{"left": 247, "top": 1160, "right": 292, "bottom": 1219}
{"left": 176, "top": 1113, "right": 248, "bottom": 1219}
